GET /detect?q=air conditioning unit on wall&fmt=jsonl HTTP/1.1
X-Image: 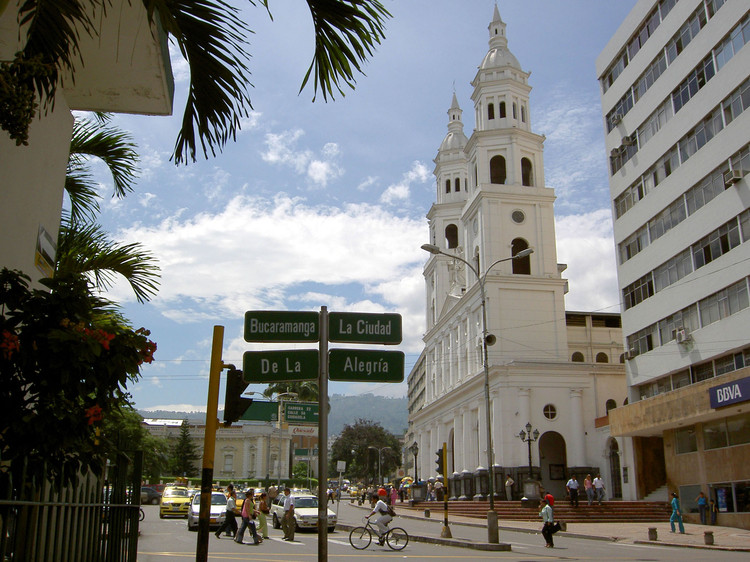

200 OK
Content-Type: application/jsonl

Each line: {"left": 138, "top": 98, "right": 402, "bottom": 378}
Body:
{"left": 724, "top": 169, "right": 743, "bottom": 187}
{"left": 675, "top": 327, "right": 690, "bottom": 344}
{"left": 611, "top": 113, "right": 623, "bottom": 125}
{"left": 622, "top": 134, "right": 637, "bottom": 146}
{"left": 624, "top": 349, "right": 637, "bottom": 360}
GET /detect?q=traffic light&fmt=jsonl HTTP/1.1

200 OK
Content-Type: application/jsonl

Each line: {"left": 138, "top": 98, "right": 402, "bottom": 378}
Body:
{"left": 435, "top": 448, "right": 444, "bottom": 476}
{"left": 223, "top": 367, "right": 253, "bottom": 426}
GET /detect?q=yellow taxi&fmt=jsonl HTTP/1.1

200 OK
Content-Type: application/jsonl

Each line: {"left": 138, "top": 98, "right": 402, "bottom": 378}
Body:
{"left": 159, "top": 486, "right": 191, "bottom": 518}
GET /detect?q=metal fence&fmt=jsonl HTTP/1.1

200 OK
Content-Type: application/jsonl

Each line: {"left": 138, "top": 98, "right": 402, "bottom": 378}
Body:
{"left": 0, "top": 453, "right": 142, "bottom": 561}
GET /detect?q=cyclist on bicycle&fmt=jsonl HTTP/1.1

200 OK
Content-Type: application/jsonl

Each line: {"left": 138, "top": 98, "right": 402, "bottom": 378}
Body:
{"left": 365, "top": 491, "right": 391, "bottom": 546}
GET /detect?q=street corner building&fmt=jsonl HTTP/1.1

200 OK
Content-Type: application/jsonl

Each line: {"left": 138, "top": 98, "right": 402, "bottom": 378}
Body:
{"left": 406, "top": 6, "right": 632, "bottom": 504}
{"left": 597, "top": 0, "right": 750, "bottom": 529}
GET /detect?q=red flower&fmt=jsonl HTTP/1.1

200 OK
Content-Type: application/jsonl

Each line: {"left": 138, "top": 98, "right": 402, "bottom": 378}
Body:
{"left": 85, "top": 404, "right": 103, "bottom": 425}
{"left": 1, "top": 330, "right": 20, "bottom": 359}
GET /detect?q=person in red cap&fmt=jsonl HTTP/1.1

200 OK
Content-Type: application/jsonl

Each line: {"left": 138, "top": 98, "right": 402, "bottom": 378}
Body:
{"left": 378, "top": 488, "right": 387, "bottom": 498}
{"left": 366, "top": 493, "right": 392, "bottom": 546}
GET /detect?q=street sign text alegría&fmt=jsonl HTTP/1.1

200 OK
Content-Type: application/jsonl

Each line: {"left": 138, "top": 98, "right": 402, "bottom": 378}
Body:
{"left": 328, "top": 349, "right": 404, "bottom": 382}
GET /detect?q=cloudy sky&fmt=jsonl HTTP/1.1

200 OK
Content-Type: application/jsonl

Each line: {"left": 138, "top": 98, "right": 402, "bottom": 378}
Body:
{"left": 88, "top": 1, "right": 636, "bottom": 412}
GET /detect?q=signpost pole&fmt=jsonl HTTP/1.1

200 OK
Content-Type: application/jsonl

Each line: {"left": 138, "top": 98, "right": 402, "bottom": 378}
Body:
{"left": 318, "top": 306, "right": 329, "bottom": 561}
{"left": 196, "top": 325, "right": 224, "bottom": 562}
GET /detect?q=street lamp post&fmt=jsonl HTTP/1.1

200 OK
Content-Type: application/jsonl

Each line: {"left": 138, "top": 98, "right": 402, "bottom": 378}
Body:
{"left": 421, "top": 243, "right": 533, "bottom": 544}
{"left": 275, "top": 392, "right": 298, "bottom": 486}
{"left": 368, "top": 446, "right": 391, "bottom": 486}
{"left": 518, "top": 422, "right": 541, "bottom": 501}
{"left": 409, "top": 442, "right": 419, "bottom": 483}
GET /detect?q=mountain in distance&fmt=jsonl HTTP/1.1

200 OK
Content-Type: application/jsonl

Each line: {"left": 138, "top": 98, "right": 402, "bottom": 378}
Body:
{"left": 138, "top": 393, "right": 408, "bottom": 437}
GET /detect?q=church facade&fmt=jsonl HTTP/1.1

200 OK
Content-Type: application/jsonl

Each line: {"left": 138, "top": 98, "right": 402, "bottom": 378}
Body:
{"left": 407, "top": 7, "right": 633, "bottom": 501}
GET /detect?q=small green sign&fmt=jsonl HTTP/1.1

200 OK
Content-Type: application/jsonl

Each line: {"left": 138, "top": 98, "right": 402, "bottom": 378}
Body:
{"left": 240, "top": 401, "right": 279, "bottom": 422}
{"left": 285, "top": 402, "right": 319, "bottom": 424}
{"left": 328, "top": 312, "right": 402, "bottom": 344}
{"left": 243, "top": 350, "right": 319, "bottom": 382}
{"left": 328, "top": 349, "right": 404, "bottom": 382}
{"left": 244, "top": 311, "right": 319, "bottom": 342}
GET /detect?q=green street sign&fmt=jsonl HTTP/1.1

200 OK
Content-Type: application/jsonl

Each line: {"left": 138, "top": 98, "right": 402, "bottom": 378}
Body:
{"left": 243, "top": 350, "right": 319, "bottom": 382}
{"left": 328, "top": 312, "right": 402, "bottom": 344}
{"left": 244, "top": 311, "right": 319, "bottom": 342}
{"left": 328, "top": 349, "right": 404, "bottom": 382}
{"left": 240, "top": 400, "right": 279, "bottom": 422}
{"left": 285, "top": 402, "right": 319, "bottom": 424}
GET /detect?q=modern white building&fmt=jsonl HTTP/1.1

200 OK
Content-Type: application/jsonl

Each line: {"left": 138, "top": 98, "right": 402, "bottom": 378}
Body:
{"left": 598, "top": 0, "right": 750, "bottom": 527}
{"left": 408, "top": 7, "right": 631, "bottom": 501}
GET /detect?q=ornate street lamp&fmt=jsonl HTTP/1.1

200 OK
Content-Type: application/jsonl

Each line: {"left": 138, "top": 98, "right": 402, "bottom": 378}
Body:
{"left": 409, "top": 441, "right": 419, "bottom": 483}
{"left": 518, "top": 422, "right": 540, "bottom": 501}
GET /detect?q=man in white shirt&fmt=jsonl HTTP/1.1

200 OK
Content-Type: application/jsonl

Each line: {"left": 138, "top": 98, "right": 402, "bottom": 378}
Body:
{"left": 366, "top": 493, "right": 392, "bottom": 546}
{"left": 565, "top": 474, "right": 580, "bottom": 508}
{"left": 593, "top": 474, "right": 606, "bottom": 505}
{"left": 538, "top": 498, "right": 555, "bottom": 548}
{"left": 282, "top": 488, "right": 295, "bottom": 541}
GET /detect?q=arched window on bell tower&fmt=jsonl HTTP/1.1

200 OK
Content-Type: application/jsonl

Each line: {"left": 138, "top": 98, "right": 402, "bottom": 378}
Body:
{"left": 455, "top": 178, "right": 461, "bottom": 192}
{"left": 488, "top": 103, "right": 495, "bottom": 120}
{"left": 499, "top": 102, "right": 506, "bottom": 118}
{"left": 511, "top": 238, "right": 531, "bottom": 274}
{"left": 445, "top": 179, "right": 451, "bottom": 193}
{"left": 445, "top": 224, "right": 458, "bottom": 249}
{"left": 490, "top": 155, "right": 506, "bottom": 184}
{"left": 521, "top": 158, "right": 533, "bottom": 186}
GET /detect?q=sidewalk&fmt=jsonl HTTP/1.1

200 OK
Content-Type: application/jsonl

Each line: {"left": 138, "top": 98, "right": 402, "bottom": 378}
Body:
{"left": 338, "top": 501, "right": 750, "bottom": 552}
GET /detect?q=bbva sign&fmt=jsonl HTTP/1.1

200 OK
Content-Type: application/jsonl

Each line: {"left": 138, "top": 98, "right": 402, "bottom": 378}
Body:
{"left": 709, "top": 376, "right": 750, "bottom": 409}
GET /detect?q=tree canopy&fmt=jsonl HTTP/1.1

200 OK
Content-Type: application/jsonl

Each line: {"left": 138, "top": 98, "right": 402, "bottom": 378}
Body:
{"left": 329, "top": 419, "right": 401, "bottom": 484}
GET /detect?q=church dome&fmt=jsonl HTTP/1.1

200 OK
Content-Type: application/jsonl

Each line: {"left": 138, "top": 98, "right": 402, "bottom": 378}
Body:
{"left": 480, "top": 46, "right": 521, "bottom": 71}
{"left": 439, "top": 130, "right": 468, "bottom": 152}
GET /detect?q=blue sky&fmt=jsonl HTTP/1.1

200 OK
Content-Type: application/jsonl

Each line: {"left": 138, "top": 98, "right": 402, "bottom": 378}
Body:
{"left": 87, "top": 1, "right": 636, "bottom": 412}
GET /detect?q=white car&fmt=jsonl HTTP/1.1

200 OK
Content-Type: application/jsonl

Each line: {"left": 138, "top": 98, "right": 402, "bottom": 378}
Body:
{"left": 270, "top": 494, "right": 336, "bottom": 532}
{"left": 187, "top": 491, "right": 227, "bottom": 531}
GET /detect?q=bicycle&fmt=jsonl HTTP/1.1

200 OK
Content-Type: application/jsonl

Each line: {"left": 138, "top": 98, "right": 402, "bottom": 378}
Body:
{"left": 348, "top": 517, "right": 409, "bottom": 551}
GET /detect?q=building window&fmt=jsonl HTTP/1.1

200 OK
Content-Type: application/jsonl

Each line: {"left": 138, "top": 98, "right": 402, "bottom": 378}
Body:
{"left": 490, "top": 155, "right": 506, "bottom": 184}
{"left": 521, "top": 157, "right": 533, "bottom": 186}
{"left": 445, "top": 224, "right": 459, "bottom": 249}
{"left": 488, "top": 103, "right": 495, "bottom": 120}
{"left": 571, "top": 352, "right": 584, "bottom": 362}
{"left": 511, "top": 238, "right": 531, "bottom": 274}
{"left": 605, "top": 399, "right": 617, "bottom": 414}
{"left": 674, "top": 426, "right": 697, "bottom": 454}
{"left": 512, "top": 102, "right": 517, "bottom": 119}
{"left": 511, "top": 210, "right": 525, "bottom": 224}
{"left": 543, "top": 404, "right": 557, "bottom": 420}
{"left": 703, "top": 419, "right": 728, "bottom": 450}
{"left": 710, "top": 481, "right": 750, "bottom": 513}
{"left": 223, "top": 453, "right": 234, "bottom": 473}
{"left": 521, "top": 105, "right": 526, "bottom": 123}
{"left": 455, "top": 178, "right": 460, "bottom": 192}
{"left": 596, "top": 353, "right": 609, "bottom": 363}
{"left": 445, "top": 179, "right": 451, "bottom": 193}
{"left": 499, "top": 102, "right": 506, "bottom": 118}
{"left": 728, "top": 413, "right": 750, "bottom": 447}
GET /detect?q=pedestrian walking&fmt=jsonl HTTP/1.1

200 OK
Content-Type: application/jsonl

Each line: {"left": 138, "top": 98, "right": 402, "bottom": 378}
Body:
{"left": 539, "top": 498, "right": 555, "bottom": 548}
{"left": 390, "top": 486, "right": 398, "bottom": 506}
{"left": 670, "top": 491, "right": 685, "bottom": 534}
{"left": 566, "top": 474, "right": 580, "bottom": 507}
{"left": 215, "top": 484, "right": 238, "bottom": 539}
{"left": 257, "top": 492, "right": 270, "bottom": 539}
{"left": 504, "top": 474, "right": 514, "bottom": 501}
{"left": 593, "top": 474, "right": 606, "bottom": 505}
{"left": 695, "top": 491, "right": 708, "bottom": 525}
{"left": 235, "top": 488, "right": 261, "bottom": 545}
{"left": 281, "top": 487, "right": 295, "bottom": 541}
{"left": 709, "top": 498, "right": 718, "bottom": 525}
{"left": 584, "top": 474, "right": 594, "bottom": 506}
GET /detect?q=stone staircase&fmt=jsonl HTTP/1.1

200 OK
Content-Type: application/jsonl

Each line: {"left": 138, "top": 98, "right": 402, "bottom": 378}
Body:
{"left": 407, "top": 499, "right": 671, "bottom": 523}
{"left": 642, "top": 484, "right": 669, "bottom": 503}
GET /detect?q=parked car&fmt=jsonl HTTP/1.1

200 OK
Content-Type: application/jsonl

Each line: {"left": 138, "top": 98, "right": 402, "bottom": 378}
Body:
{"left": 270, "top": 493, "right": 336, "bottom": 532}
{"left": 140, "top": 486, "right": 162, "bottom": 505}
{"left": 187, "top": 492, "right": 228, "bottom": 531}
{"left": 159, "top": 487, "right": 191, "bottom": 518}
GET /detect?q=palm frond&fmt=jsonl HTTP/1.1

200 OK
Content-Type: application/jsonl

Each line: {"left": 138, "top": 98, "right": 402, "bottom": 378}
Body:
{"left": 144, "top": 0, "right": 254, "bottom": 165}
{"left": 57, "top": 219, "right": 161, "bottom": 303}
{"left": 70, "top": 117, "right": 139, "bottom": 199}
{"left": 64, "top": 171, "right": 101, "bottom": 223}
{"left": 302, "top": 0, "right": 390, "bottom": 101}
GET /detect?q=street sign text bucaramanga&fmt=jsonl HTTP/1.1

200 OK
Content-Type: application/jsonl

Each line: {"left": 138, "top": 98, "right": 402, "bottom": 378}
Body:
{"left": 244, "top": 311, "right": 319, "bottom": 342}
{"left": 328, "top": 312, "right": 401, "bottom": 344}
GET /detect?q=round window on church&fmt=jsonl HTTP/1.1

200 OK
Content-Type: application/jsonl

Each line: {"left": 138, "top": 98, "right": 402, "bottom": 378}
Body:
{"left": 543, "top": 404, "right": 557, "bottom": 420}
{"left": 511, "top": 210, "right": 525, "bottom": 224}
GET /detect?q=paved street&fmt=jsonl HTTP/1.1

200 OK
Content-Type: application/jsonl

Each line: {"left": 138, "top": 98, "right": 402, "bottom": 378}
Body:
{"left": 136, "top": 499, "right": 750, "bottom": 561}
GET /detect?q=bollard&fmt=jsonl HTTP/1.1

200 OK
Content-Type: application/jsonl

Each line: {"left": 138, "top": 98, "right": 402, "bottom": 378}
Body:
{"left": 560, "top": 522, "right": 567, "bottom": 532}
{"left": 424, "top": 508, "right": 431, "bottom": 518}
{"left": 704, "top": 531, "right": 714, "bottom": 545}
{"left": 648, "top": 527, "right": 658, "bottom": 541}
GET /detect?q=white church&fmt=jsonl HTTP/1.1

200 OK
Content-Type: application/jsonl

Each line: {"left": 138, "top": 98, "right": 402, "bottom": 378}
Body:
{"left": 407, "top": 6, "right": 634, "bottom": 501}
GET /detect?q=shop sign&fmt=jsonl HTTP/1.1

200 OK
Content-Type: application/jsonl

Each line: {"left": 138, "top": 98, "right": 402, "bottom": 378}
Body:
{"left": 709, "top": 375, "right": 750, "bottom": 409}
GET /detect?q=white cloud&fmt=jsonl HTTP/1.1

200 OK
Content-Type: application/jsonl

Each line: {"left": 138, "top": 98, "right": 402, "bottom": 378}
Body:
{"left": 555, "top": 209, "right": 620, "bottom": 313}
{"left": 239, "top": 112, "right": 263, "bottom": 133}
{"left": 142, "top": 404, "right": 207, "bottom": 413}
{"left": 139, "top": 192, "right": 157, "bottom": 207}
{"left": 380, "top": 161, "right": 431, "bottom": 205}
{"left": 357, "top": 176, "right": 378, "bottom": 191}
{"left": 261, "top": 130, "right": 343, "bottom": 186}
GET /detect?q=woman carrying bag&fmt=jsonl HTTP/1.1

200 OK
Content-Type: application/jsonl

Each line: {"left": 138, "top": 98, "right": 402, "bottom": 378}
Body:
{"left": 257, "top": 492, "right": 271, "bottom": 540}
